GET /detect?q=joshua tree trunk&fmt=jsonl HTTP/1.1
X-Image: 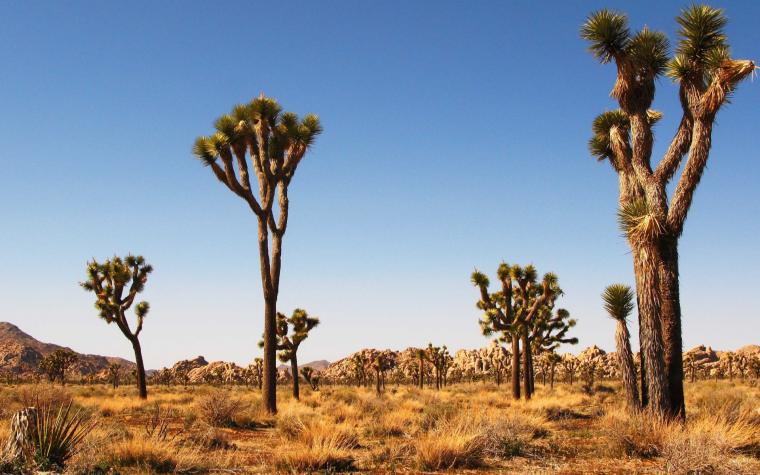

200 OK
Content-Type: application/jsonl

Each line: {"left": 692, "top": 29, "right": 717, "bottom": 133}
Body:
{"left": 658, "top": 237, "right": 685, "bottom": 419}
{"left": 262, "top": 295, "right": 278, "bottom": 412}
{"left": 130, "top": 337, "right": 148, "bottom": 400}
{"left": 375, "top": 370, "right": 381, "bottom": 395}
{"left": 511, "top": 338, "right": 520, "bottom": 400}
{"left": 418, "top": 356, "right": 424, "bottom": 390}
{"left": 290, "top": 354, "right": 299, "bottom": 400}
{"left": 634, "top": 241, "right": 669, "bottom": 417}
{"left": 550, "top": 363, "right": 556, "bottom": 389}
{"left": 522, "top": 329, "right": 532, "bottom": 400}
{"left": 615, "top": 320, "right": 640, "bottom": 410}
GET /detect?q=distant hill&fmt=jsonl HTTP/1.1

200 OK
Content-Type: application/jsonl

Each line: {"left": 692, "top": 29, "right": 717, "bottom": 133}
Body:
{"left": 0, "top": 321, "right": 134, "bottom": 378}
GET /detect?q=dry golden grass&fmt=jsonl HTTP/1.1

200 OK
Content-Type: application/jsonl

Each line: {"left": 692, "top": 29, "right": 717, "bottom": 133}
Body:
{"left": 0, "top": 379, "right": 757, "bottom": 473}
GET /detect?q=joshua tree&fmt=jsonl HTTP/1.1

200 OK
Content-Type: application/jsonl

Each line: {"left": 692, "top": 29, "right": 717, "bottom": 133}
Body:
{"left": 38, "top": 349, "right": 78, "bottom": 385}
{"left": 426, "top": 344, "right": 450, "bottom": 390}
{"left": 562, "top": 354, "right": 579, "bottom": 385}
{"left": 530, "top": 308, "right": 579, "bottom": 392}
{"left": 472, "top": 263, "right": 562, "bottom": 400}
{"left": 546, "top": 352, "right": 562, "bottom": 389}
{"left": 582, "top": 5, "right": 755, "bottom": 420}
{"left": 723, "top": 352, "right": 736, "bottom": 380}
{"left": 414, "top": 349, "right": 427, "bottom": 389}
{"left": 260, "top": 309, "right": 319, "bottom": 401}
{"left": 249, "top": 358, "right": 264, "bottom": 390}
{"left": 192, "top": 96, "right": 322, "bottom": 414}
{"left": 369, "top": 351, "right": 394, "bottom": 395}
{"left": 351, "top": 353, "right": 369, "bottom": 387}
{"left": 749, "top": 356, "right": 760, "bottom": 380}
{"left": 683, "top": 353, "right": 701, "bottom": 383}
{"left": 602, "top": 284, "right": 641, "bottom": 410}
{"left": 736, "top": 354, "right": 748, "bottom": 380}
{"left": 300, "top": 367, "right": 319, "bottom": 391}
{"left": 81, "top": 255, "right": 153, "bottom": 399}
{"left": 107, "top": 363, "right": 122, "bottom": 389}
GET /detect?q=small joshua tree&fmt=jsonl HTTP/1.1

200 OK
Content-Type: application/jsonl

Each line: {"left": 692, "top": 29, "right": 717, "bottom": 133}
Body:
{"left": 562, "top": 354, "right": 579, "bottom": 385}
{"left": 602, "top": 284, "right": 641, "bottom": 410}
{"left": 300, "top": 367, "right": 319, "bottom": 391}
{"left": 369, "top": 350, "right": 393, "bottom": 395}
{"left": 351, "top": 353, "right": 369, "bottom": 387}
{"left": 472, "top": 263, "right": 562, "bottom": 400}
{"left": 260, "top": 309, "right": 319, "bottom": 400}
{"left": 38, "top": 349, "right": 78, "bottom": 385}
{"left": 81, "top": 254, "right": 153, "bottom": 399}
{"left": 107, "top": 363, "right": 122, "bottom": 389}
{"left": 249, "top": 358, "right": 264, "bottom": 390}
{"left": 414, "top": 349, "right": 427, "bottom": 389}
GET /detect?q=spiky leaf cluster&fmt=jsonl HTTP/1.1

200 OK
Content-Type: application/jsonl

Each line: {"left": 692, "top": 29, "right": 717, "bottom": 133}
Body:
{"left": 258, "top": 308, "right": 320, "bottom": 363}
{"left": 472, "top": 263, "right": 565, "bottom": 345}
{"left": 192, "top": 95, "right": 322, "bottom": 194}
{"left": 602, "top": 284, "right": 635, "bottom": 322}
{"left": 80, "top": 255, "right": 153, "bottom": 338}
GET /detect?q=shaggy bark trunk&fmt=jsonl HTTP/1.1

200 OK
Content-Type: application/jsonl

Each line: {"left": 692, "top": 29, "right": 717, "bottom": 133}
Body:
{"left": 634, "top": 241, "right": 670, "bottom": 417}
{"left": 658, "top": 236, "right": 685, "bottom": 420}
{"left": 130, "top": 337, "right": 148, "bottom": 399}
{"left": 511, "top": 337, "right": 521, "bottom": 400}
{"left": 418, "top": 357, "right": 424, "bottom": 389}
{"left": 522, "top": 329, "right": 532, "bottom": 400}
{"left": 615, "top": 320, "right": 640, "bottom": 411}
{"left": 290, "top": 355, "right": 299, "bottom": 400}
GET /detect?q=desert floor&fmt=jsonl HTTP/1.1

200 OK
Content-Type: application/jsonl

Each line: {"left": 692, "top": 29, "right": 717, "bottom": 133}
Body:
{"left": 1, "top": 379, "right": 759, "bottom": 474}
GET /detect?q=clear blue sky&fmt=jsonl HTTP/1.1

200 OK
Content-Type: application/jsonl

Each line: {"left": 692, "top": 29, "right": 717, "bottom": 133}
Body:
{"left": 1, "top": 1, "right": 758, "bottom": 368}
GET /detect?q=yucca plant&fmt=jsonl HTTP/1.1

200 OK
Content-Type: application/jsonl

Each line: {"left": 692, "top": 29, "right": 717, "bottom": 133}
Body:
{"left": 582, "top": 4, "right": 755, "bottom": 419}
{"left": 603, "top": 284, "right": 641, "bottom": 411}
{"left": 33, "top": 402, "right": 95, "bottom": 471}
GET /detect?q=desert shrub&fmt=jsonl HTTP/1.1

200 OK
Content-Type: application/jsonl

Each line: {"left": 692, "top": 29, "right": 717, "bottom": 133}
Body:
{"left": 599, "top": 410, "right": 668, "bottom": 458}
{"left": 415, "top": 418, "right": 485, "bottom": 470}
{"left": 414, "top": 406, "right": 550, "bottom": 469}
{"left": 103, "top": 439, "right": 177, "bottom": 473}
{"left": 277, "top": 411, "right": 308, "bottom": 440}
{"left": 196, "top": 390, "right": 245, "bottom": 428}
{"left": 544, "top": 406, "right": 590, "bottom": 421}
{"left": 274, "top": 421, "right": 357, "bottom": 472}
{"left": 363, "top": 410, "right": 410, "bottom": 438}
{"left": 184, "top": 426, "right": 235, "bottom": 450}
{"left": 417, "top": 401, "right": 457, "bottom": 433}
{"left": 19, "top": 385, "right": 73, "bottom": 410}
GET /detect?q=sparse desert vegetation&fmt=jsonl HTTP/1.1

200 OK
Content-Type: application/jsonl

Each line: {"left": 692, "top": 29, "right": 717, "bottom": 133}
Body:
{"left": 1, "top": 1, "right": 757, "bottom": 474}
{"left": 1, "top": 379, "right": 759, "bottom": 473}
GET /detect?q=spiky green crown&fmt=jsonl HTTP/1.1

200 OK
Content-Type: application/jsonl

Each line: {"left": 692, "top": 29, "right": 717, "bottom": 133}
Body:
{"left": 81, "top": 254, "right": 153, "bottom": 322}
{"left": 602, "top": 284, "right": 635, "bottom": 322}
{"left": 667, "top": 4, "right": 729, "bottom": 83}
{"left": 192, "top": 95, "right": 322, "bottom": 167}
{"left": 581, "top": 10, "right": 630, "bottom": 64}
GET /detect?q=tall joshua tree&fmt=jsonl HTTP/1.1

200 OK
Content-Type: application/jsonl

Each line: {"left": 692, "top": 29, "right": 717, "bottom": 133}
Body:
{"left": 81, "top": 255, "right": 152, "bottom": 399}
{"left": 193, "top": 95, "right": 322, "bottom": 414}
{"left": 582, "top": 5, "right": 755, "bottom": 419}
{"left": 472, "top": 263, "right": 561, "bottom": 400}
{"left": 260, "top": 309, "right": 319, "bottom": 401}
{"left": 602, "top": 284, "right": 640, "bottom": 411}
